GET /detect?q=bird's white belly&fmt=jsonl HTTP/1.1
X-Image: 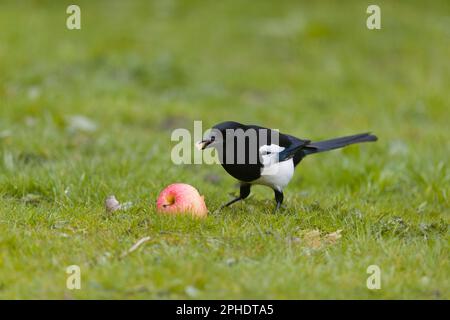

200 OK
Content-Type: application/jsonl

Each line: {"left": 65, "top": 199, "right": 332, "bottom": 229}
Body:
{"left": 252, "top": 158, "right": 295, "bottom": 191}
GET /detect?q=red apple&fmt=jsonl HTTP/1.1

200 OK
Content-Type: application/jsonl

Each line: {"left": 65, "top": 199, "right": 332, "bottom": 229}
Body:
{"left": 156, "top": 183, "right": 208, "bottom": 218}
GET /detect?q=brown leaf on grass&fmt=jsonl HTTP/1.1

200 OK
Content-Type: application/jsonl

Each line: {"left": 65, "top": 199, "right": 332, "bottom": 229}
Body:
{"left": 303, "top": 229, "right": 321, "bottom": 249}
{"left": 21, "top": 193, "right": 43, "bottom": 205}
{"left": 324, "top": 229, "right": 342, "bottom": 245}
{"left": 105, "top": 195, "right": 133, "bottom": 213}
{"left": 105, "top": 195, "right": 121, "bottom": 213}
{"left": 121, "top": 236, "right": 151, "bottom": 258}
{"left": 300, "top": 229, "right": 343, "bottom": 249}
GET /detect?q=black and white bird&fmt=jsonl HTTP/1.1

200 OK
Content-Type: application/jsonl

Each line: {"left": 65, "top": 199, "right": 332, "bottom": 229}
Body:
{"left": 197, "top": 121, "right": 377, "bottom": 211}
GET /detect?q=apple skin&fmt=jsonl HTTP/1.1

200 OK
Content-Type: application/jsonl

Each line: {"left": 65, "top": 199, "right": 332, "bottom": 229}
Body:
{"left": 156, "top": 183, "right": 208, "bottom": 218}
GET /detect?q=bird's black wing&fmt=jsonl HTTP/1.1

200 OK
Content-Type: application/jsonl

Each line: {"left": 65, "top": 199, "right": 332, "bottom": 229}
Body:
{"left": 277, "top": 134, "right": 311, "bottom": 162}
{"left": 245, "top": 125, "right": 311, "bottom": 163}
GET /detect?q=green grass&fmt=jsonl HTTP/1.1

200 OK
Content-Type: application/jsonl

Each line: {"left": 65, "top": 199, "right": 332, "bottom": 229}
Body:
{"left": 0, "top": 0, "right": 449, "bottom": 299}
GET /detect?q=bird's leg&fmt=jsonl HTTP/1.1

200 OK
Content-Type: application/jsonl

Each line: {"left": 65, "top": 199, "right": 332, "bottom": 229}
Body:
{"left": 273, "top": 189, "right": 284, "bottom": 212}
{"left": 219, "top": 184, "right": 251, "bottom": 210}
{"left": 220, "top": 197, "right": 241, "bottom": 209}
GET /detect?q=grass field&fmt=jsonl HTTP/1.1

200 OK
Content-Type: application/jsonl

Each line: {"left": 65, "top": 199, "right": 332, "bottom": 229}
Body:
{"left": 0, "top": 0, "right": 448, "bottom": 299}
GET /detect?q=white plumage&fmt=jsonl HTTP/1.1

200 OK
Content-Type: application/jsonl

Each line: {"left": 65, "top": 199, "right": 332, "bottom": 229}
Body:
{"left": 251, "top": 144, "right": 295, "bottom": 191}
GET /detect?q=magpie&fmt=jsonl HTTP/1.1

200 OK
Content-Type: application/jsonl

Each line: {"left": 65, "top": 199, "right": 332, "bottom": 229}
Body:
{"left": 196, "top": 121, "right": 377, "bottom": 211}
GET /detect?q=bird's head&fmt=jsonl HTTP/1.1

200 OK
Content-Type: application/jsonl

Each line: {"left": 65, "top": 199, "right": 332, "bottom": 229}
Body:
{"left": 196, "top": 121, "right": 245, "bottom": 150}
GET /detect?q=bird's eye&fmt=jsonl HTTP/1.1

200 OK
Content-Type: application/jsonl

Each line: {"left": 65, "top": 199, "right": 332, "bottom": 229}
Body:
{"left": 211, "top": 136, "right": 216, "bottom": 141}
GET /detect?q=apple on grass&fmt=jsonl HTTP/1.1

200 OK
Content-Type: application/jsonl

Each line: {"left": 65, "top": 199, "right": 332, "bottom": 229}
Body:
{"left": 156, "top": 183, "right": 208, "bottom": 218}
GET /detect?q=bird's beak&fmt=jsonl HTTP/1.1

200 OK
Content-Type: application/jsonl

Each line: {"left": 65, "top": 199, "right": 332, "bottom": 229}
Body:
{"left": 195, "top": 139, "right": 213, "bottom": 150}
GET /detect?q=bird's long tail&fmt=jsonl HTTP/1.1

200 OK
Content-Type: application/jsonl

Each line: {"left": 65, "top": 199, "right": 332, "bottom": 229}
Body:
{"left": 303, "top": 133, "right": 377, "bottom": 155}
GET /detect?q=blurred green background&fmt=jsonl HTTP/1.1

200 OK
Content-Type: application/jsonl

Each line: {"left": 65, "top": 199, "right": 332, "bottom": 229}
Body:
{"left": 0, "top": 0, "right": 448, "bottom": 299}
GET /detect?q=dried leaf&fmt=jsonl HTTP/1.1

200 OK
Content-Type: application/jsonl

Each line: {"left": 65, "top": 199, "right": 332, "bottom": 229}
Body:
{"left": 22, "top": 193, "right": 42, "bottom": 204}
{"left": 300, "top": 229, "right": 343, "bottom": 249}
{"left": 304, "top": 229, "right": 321, "bottom": 249}
{"left": 121, "top": 236, "right": 151, "bottom": 258}
{"left": 105, "top": 195, "right": 133, "bottom": 213}
{"left": 324, "top": 229, "right": 342, "bottom": 245}
{"left": 105, "top": 195, "right": 121, "bottom": 213}
{"left": 121, "top": 201, "right": 133, "bottom": 210}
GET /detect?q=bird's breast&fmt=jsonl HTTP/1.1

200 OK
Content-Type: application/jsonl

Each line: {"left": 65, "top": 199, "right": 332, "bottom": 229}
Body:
{"left": 251, "top": 158, "right": 295, "bottom": 191}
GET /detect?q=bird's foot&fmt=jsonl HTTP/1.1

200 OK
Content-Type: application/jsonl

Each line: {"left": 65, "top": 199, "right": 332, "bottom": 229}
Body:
{"left": 213, "top": 197, "right": 243, "bottom": 214}
{"left": 272, "top": 203, "right": 287, "bottom": 214}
